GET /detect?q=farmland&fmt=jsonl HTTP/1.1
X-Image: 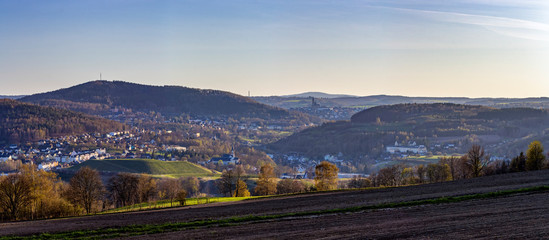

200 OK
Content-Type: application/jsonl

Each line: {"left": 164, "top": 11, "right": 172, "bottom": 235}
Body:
{"left": 1, "top": 169, "right": 549, "bottom": 239}
{"left": 69, "top": 159, "right": 218, "bottom": 177}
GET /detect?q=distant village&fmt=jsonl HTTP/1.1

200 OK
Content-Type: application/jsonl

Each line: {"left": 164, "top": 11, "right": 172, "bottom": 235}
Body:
{"left": 0, "top": 129, "right": 193, "bottom": 174}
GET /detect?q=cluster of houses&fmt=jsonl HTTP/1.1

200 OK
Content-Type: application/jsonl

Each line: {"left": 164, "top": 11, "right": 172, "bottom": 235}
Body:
{"left": 386, "top": 141, "right": 428, "bottom": 155}
{"left": 270, "top": 153, "right": 350, "bottom": 179}
{"left": 206, "top": 147, "right": 240, "bottom": 166}
{"left": 0, "top": 129, "right": 192, "bottom": 173}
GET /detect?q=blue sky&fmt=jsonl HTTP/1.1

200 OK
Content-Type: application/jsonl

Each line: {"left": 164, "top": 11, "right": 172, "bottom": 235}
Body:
{"left": 1, "top": 0, "right": 548, "bottom": 97}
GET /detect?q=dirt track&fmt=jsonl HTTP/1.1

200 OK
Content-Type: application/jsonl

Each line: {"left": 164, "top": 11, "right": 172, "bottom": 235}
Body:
{"left": 1, "top": 170, "right": 549, "bottom": 238}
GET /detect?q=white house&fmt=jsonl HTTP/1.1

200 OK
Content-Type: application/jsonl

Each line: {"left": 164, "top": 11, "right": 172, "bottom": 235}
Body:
{"left": 386, "top": 141, "right": 427, "bottom": 154}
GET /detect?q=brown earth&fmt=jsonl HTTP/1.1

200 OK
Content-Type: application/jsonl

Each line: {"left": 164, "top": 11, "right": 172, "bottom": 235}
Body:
{"left": 136, "top": 192, "right": 549, "bottom": 240}
{"left": 1, "top": 170, "right": 549, "bottom": 238}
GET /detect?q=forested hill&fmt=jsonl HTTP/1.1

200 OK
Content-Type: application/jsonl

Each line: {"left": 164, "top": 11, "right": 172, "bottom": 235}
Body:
{"left": 350, "top": 103, "right": 548, "bottom": 123}
{"left": 267, "top": 103, "right": 549, "bottom": 159}
{"left": 0, "top": 99, "right": 127, "bottom": 144}
{"left": 21, "top": 81, "right": 313, "bottom": 121}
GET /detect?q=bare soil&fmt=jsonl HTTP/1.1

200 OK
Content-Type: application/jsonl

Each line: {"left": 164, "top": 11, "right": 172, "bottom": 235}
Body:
{"left": 1, "top": 170, "right": 549, "bottom": 238}
{"left": 139, "top": 192, "right": 549, "bottom": 240}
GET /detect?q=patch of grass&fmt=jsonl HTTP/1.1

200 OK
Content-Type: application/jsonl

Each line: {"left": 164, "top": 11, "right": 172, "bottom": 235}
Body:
{"left": 99, "top": 196, "right": 264, "bottom": 214}
{"left": 5, "top": 185, "right": 548, "bottom": 240}
{"left": 69, "top": 159, "right": 219, "bottom": 177}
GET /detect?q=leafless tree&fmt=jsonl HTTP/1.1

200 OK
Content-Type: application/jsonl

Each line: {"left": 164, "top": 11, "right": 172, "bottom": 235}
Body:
{"left": 0, "top": 174, "right": 32, "bottom": 220}
{"left": 467, "top": 145, "right": 486, "bottom": 177}
{"left": 108, "top": 173, "right": 140, "bottom": 208}
{"left": 67, "top": 167, "right": 105, "bottom": 214}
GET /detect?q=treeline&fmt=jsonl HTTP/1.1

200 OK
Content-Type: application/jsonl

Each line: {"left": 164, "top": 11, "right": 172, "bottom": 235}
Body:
{"left": 0, "top": 99, "right": 127, "bottom": 144}
{"left": 364, "top": 141, "right": 548, "bottom": 187}
{"left": 350, "top": 103, "right": 548, "bottom": 123}
{"left": 218, "top": 161, "right": 340, "bottom": 197}
{"left": 0, "top": 166, "right": 201, "bottom": 221}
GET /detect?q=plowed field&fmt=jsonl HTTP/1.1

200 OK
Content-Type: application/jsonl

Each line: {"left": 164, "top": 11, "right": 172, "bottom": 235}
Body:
{"left": 1, "top": 170, "right": 549, "bottom": 239}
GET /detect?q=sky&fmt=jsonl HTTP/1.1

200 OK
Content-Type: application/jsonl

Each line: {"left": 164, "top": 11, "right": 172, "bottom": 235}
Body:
{"left": 1, "top": 0, "right": 549, "bottom": 98}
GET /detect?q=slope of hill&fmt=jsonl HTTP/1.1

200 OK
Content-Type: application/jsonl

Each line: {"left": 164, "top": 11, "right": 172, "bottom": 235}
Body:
{"left": 0, "top": 99, "right": 127, "bottom": 145}
{"left": 69, "top": 158, "right": 217, "bottom": 177}
{"left": 267, "top": 103, "right": 549, "bottom": 158}
{"left": 21, "top": 81, "right": 315, "bottom": 123}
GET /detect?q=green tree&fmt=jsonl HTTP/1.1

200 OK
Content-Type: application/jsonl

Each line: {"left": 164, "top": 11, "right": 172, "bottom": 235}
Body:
{"left": 526, "top": 141, "right": 546, "bottom": 171}
{"left": 254, "top": 164, "right": 277, "bottom": 195}
{"left": 314, "top": 161, "right": 339, "bottom": 191}
{"left": 510, "top": 152, "right": 526, "bottom": 172}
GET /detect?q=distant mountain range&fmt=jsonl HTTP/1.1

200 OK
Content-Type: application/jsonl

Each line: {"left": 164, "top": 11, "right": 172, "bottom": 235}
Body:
{"left": 280, "top": 92, "right": 357, "bottom": 99}
{"left": 0, "top": 95, "right": 26, "bottom": 100}
{"left": 0, "top": 99, "right": 127, "bottom": 145}
{"left": 267, "top": 103, "right": 549, "bottom": 160}
{"left": 21, "top": 81, "right": 316, "bottom": 123}
{"left": 254, "top": 93, "right": 549, "bottom": 110}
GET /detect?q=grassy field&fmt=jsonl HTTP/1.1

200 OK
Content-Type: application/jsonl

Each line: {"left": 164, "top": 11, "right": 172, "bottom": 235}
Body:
{"left": 374, "top": 154, "right": 463, "bottom": 169}
{"left": 101, "top": 196, "right": 264, "bottom": 214}
{"left": 70, "top": 159, "right": 219, "bottom": 177}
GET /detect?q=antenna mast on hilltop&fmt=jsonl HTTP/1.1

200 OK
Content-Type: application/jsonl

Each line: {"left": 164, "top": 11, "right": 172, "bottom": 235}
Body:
{"left": 248, "top": 91, "right": 250, "bottom": 97}
{"left": 100, "top": 73, "right": 102, "bottom": 80}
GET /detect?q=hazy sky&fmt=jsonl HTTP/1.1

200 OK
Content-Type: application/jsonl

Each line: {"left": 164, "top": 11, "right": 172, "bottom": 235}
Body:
{"left": 1, "top": 0, "right": 548, "bottom": 97}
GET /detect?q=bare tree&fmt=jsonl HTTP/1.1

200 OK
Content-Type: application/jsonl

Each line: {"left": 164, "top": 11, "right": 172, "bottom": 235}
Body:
{"left": 157, "top": 178, "right": 181, "bottom": 207}
{"left": 137, "top": 175, "right": 157, "bottom": 204}
{"left": 439, "top": 156, "right": 462, "bottom": 180}
{"left": 347, "top": 176, "right": 371, "bottom": 189}
{"left": 276, "top": 179, "right": 306, "bottom": 194}
{"left": 180, "top": 177, "right": 199, "bottom": 197}
{"left": 0, "top": 174, "right": 32, "bottom": 220}
{"left": 467, "top": 145, "right": 486, "bottom": 178}
{"left": 426, "top": 163, "right": 451, "bottom": 183}
{"left": 108, "top": 173, "right": 140, "bottom": 208}
{"left": 217, "top": 169, "right": 235, "bottom": 197}
{"left": 216, "top": 166, "right": 247, "bottom": 197}
{"left": 67, "top": 167, "right": 105, "bottom": 214}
